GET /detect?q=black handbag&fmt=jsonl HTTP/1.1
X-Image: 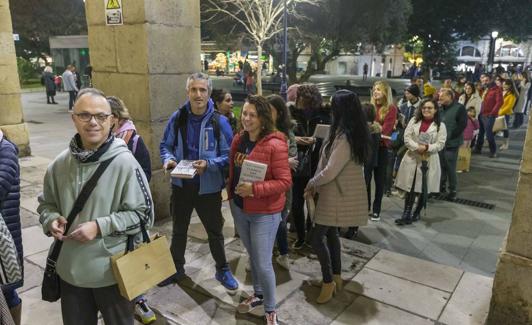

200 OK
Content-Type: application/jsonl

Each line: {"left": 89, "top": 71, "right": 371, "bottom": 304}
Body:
{"left": 294, "top": 148, "right": 312, "bottom": 178}
{"left": 42, "top": 156, "right": 115, "bottom": 302}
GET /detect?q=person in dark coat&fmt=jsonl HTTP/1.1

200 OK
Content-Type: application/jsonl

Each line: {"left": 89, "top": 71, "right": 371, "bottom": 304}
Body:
{"left": 0, "top": 130, "right": 23, "bottom": 325}
{"left": 42, "top": 66, "right": 57, "bottom": 104}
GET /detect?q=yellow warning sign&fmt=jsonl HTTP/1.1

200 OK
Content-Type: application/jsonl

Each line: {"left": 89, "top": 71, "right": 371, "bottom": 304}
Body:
{"left": 106, "top": 0, "right": 120, "bottom": 10}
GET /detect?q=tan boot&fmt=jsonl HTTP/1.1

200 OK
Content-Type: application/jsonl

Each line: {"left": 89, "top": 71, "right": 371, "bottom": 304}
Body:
{"left": 332, "top": 274, "right": 343, "bottom": 291}
{"left": 10, "top": 303, "right": 21, "bottom": 325}
{"left": 316, "top": 281, "right": 336, "bottom": 304}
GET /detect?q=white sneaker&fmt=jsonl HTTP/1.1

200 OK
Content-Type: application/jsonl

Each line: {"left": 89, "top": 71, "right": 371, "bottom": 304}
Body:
{"left": 370, "top": 213, "right": 380, "bottom": 221}
{"left": 276, "top": 254, "right": 290, "bottom": 270}
{"left": 265, "top": 311, "right": 279, "bottom": 325}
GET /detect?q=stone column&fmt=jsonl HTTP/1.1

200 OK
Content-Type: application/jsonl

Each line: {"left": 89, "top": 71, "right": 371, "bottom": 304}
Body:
{"left": 84, "top": 1, "right": 200, "bottom": 219}
{"left": 0, "top": 0, "right": 31, "bottom": 156}
{"left": 487, "top": 115, "right": 532, "bottom": 324}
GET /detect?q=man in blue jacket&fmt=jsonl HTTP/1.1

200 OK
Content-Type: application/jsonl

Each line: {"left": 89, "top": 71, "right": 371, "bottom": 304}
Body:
{"left": 159, "top": 72, "right": 238, "bottom": 290}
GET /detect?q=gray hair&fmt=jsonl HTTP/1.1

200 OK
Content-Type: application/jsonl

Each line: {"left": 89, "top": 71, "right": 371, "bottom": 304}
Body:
{"left": 185, "top": 72, "right": 212, "bottom": 95}
{"left": 440, "top": 88, "right": 455, "bottom": 98}
{"left": 76, "top": 88, "right": 106, "bottom": 101}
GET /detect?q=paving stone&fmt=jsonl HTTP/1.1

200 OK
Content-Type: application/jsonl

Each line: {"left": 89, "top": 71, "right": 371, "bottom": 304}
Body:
{"left": 19, "top": 286, "right": 62, "bottom": 325}
{"left": 365, "top": 250, "right": 463, "bottom": 292}
{"left": 346, "top": 268, "right": 450, "bottom": 320}
{"left": 19, "top": 165, "right": 47, "bottom": 184}
{"left": 289, "top": 252, "right": 367, "bottom": 282}
{"left": 26, "top": 249, "right": 48, "bottom": 268}
{"left": 276, "top": 283, "right": 357, "bottom": 325}
{"left": 439, "top": 272, "right": 493, "bottom": 325}
{"left": 19, "top": 259, "right": 44, "bottom": 294}
{"left": 22, "top": 225, "right": 53, "bottom": 257}
{"left": 459, "top": 247, "right": 499, "bottom": 277}
{"left": 340, "top": 238, "right": 380, "bottom": 260}
{"left": 419, "top": 233, "right": 475, "bottom": 269}
{"left": 19, "top": 196, "right": 40, "bottom": 215}
{"left": 332, "top": 295, "right": 434, "bottom": 325}
{"left": 18, "top": 155, "right": 52, "bottom": 168}
{"left": 20, "top": 206, "right": 40, "bottom": 228}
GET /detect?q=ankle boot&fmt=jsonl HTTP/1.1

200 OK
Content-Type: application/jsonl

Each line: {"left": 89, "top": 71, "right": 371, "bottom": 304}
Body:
{"left": 395, "top": 193, "right": 414, "bottom": 225}
{"left": 412, "top": 195, "right": 424, "bottom": 221}
{"left": 316, "top": 281, "right": 336, "bottom": 304}
{"left": 10, "top": 303, "right": 21, "bottom": 325}
{"left": 332, "top": 274, "right": 343, "bottom": 291}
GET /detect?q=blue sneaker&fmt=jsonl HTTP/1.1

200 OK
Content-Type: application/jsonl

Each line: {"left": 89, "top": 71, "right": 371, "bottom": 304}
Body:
{"left": 215, "top": 268, "right": 239, "bottom": 290}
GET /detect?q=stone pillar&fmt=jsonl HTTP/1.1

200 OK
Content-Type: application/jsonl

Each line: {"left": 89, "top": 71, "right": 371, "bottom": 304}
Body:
{"left": 487, "top": 115, "right": 532, "bottom": 324}
{"left": 0, "top": 0, "right": 31, "bottom": 156}
{"left": 84, "top": 1, "right": 200, "bottom": 219}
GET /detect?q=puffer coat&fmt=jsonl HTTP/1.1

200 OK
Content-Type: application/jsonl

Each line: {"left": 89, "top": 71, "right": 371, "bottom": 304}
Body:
{"left": 0, "top": 134, "right": 23, "bottom": 292}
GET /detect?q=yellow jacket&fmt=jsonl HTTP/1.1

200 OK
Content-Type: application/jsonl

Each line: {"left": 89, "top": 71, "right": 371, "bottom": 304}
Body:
{"left": 499, "top": 91, "right": 516, "bottom": 116}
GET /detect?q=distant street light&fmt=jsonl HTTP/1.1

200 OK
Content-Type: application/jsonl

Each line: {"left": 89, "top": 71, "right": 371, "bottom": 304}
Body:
{"left": 279, "top": 0, "right": 288, "bottom": 100}
{"left": 488, "top": 30, "right": 499, "bottom": 73}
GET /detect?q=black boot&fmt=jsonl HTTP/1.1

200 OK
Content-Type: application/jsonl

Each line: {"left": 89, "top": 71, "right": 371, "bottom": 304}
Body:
{"left": 395, "top": 193, "right": 414, "bottom": 225}
{"left": 412, "top": 194, "right": 424, "bottom": 222}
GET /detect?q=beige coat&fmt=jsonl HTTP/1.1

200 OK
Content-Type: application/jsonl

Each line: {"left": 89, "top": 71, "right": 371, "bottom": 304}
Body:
{"left": 307, "top": 134, "right": 368, "bottom": 227}
{"left": 459, "top": 92, "right": 482, "bottom": 117}
{"left": 395, "top": 119, "right": 447, "bottom": 193}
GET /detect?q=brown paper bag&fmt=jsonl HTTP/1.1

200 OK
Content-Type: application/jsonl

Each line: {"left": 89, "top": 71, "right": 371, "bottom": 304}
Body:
{"left": 111, "top": 235, "right": 176, "bottom": 300}
{"left": 456, "top": 147, "right": 471, "bottom": 172}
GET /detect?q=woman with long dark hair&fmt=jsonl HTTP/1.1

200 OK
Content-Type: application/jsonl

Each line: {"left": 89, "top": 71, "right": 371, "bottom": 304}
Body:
{"left": 267, "top": 95, "right": 298, "bottom": 269}
{"left": 304, "top": 90, "right": 370, "bottom": 304}
{"left": 228, "top": 95, "right": 291, "bottom": 325}
{"left": 289, "top": 84, "right": 330, "bottom": 249}
{"left": 211, "top": 88, "right": 238, "bottom": 133}
{"left": 394, "top": 99, "right": 447, "bottom": 225}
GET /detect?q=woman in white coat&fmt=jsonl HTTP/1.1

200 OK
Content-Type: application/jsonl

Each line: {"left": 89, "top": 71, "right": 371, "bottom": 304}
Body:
{"left": 394, "top": 99, "right": 447, "bottom": 225}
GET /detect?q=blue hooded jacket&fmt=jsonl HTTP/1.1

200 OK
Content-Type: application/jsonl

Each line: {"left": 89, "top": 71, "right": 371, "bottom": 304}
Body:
{"left": 159, "top": 99, "right": 233, "bottom": 194}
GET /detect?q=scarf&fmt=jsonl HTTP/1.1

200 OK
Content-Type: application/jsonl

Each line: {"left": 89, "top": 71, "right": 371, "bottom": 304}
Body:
{"left": 69, "top": 133, "right": 114, "bottom": 163}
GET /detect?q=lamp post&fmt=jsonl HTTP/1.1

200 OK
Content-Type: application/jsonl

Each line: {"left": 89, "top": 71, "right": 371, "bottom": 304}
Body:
{"left": 279, "top": 0, "right": 288, "bottom": 100}
{"left": 488, "top": 30, "right": 499, "bottom": 73}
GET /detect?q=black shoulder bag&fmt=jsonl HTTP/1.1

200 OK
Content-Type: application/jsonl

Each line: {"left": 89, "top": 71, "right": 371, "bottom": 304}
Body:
{"left": 42, "top": 156, "right": 116, "bottom": 302}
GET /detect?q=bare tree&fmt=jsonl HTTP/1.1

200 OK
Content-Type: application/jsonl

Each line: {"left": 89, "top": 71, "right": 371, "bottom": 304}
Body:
{"left": 205, "top": 0, "right": 318, "bottom": 95}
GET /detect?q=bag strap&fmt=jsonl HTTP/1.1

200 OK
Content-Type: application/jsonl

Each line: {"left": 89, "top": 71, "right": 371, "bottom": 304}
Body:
{"left": 46, "top": 156, "right": 117, "bottom": 267}
{"left": 124, "top": 216, "right": 150, "bottom": 254}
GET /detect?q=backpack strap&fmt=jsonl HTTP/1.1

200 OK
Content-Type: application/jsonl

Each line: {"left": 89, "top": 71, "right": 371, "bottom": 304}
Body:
{"left": 172, "top": 106, "right": 222, "bottom": 157}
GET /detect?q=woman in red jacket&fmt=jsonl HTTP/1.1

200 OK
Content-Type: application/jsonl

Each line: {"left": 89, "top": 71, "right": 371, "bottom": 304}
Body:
{"left": 228, "top": 95, "right": 291, "bottom": 325}
{"left": 368, "top": 80, "right": 398, "bottom": 221}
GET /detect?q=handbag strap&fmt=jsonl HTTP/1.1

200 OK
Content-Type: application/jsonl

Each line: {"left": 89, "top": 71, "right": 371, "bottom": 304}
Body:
{"left": 46, "top": 156, "right": 117, "bottom": 267}
{"left": 125, "top": 217, "right": 150, "bottom": 254}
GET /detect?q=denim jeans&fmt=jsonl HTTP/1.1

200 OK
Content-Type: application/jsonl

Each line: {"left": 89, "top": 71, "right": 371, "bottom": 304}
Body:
{"left": 366, "top": 147, "right": 390, "bottom": 214}
{"left": 230, "top": 201, "right": 281, "bottom": 312}
{"left": 2, "top": 289, "right": 20, "bottom": 308}
{"left": 476, "top": 115, "right": 497, "bottom": 154}
{"left": 275, "top": 211, "right": 289, "bottom": 255}
{"left": 311, "top": 224, "right": 341, "bottom": 283}
{"left": 68, "top": 91, "right": 76, "bottom": 110}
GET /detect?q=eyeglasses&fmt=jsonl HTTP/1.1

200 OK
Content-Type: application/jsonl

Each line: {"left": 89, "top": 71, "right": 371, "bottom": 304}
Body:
{"left": 73, "top": 112, "right": 112, "bottom": 123}
{"left": 422, "top": 106, "right": 435, "bottom": 110}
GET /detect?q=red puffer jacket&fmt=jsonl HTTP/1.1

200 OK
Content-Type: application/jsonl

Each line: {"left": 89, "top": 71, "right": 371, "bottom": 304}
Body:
{"left": 227, "top": 131, "right": 292, "bottom": 214}
{"left": 481, "top": 84, "right": 503, "bottom": 116}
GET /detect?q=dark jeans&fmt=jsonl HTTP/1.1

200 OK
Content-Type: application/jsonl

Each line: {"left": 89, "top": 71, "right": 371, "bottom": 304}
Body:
{"left": 311, "top": 224, "right": 341, "bottom": 283}
{"left": 439, "top": 147, "right": 459, "bottom": 193}
{"left": 512, "top": 113, "right": 524, "bottom": 128}
{"left": 60, "top": 279, "right": 133, "bottom": 325}
{"left": 2, "top": 289, "right": 20, "bottom": 308}
{"left": 502, "top": 115, "right": 510, "bottom": 138}
{"left": 476, "top": 115, "right": 497, "bottom": 154}
{"left": 68, "top": 90, "right": 76, "bottom": 110}
{"left": 170, "top": 183, "right": 228, "bottom": 272}
{"left": 276, "top": 213, "right": 288, "bottom": 255}
{"left": 365, "top": 147, "right": 390, "bottom": 214}
{"left": 384, "top": 149, "right": 396, "bottom": 193}
{"left": 291, "top": 176, "right": 312, "bottom": 241}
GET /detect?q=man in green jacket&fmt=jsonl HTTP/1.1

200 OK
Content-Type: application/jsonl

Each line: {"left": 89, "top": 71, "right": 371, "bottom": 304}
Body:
{"left": 438, "top": 88, "right": 467, "bottom": 201}
{"left": 38, "top": 88, "right": 154, "bottom": 325}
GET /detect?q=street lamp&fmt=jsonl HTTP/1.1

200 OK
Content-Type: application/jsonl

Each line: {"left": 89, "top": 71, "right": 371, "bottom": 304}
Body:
{"left": 488, "top": 30, "right": 499, "bottom": 73}
{"left": 279, "top": 0, "right": 288, "bottom": 100}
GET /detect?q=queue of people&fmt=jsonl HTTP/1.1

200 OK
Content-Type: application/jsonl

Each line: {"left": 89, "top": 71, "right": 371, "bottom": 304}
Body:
{"left": 2, "top": 69, "right": 529, "bottom": 325}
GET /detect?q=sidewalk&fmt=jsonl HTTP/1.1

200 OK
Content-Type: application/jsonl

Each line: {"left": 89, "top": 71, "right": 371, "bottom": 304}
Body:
{"left": 16, "top": 91, "right": 525, "bottom": 324}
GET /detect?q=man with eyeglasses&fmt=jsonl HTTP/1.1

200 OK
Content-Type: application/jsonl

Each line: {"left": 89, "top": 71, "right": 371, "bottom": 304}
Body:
{"left": 38, "top": 88, "right": 154, "bottom": 325}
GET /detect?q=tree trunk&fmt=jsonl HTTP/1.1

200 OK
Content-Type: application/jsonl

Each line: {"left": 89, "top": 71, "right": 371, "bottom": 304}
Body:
{"left": 256, "top": 43, "right": 263, "bottom": 95}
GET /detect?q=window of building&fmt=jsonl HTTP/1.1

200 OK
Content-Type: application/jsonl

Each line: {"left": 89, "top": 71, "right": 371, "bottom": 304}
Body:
{"left": 496, "top": 45, "right": 524, "bottom": 58}
{"left": 459, "top": 46, "right": 482, "bottom": 57}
